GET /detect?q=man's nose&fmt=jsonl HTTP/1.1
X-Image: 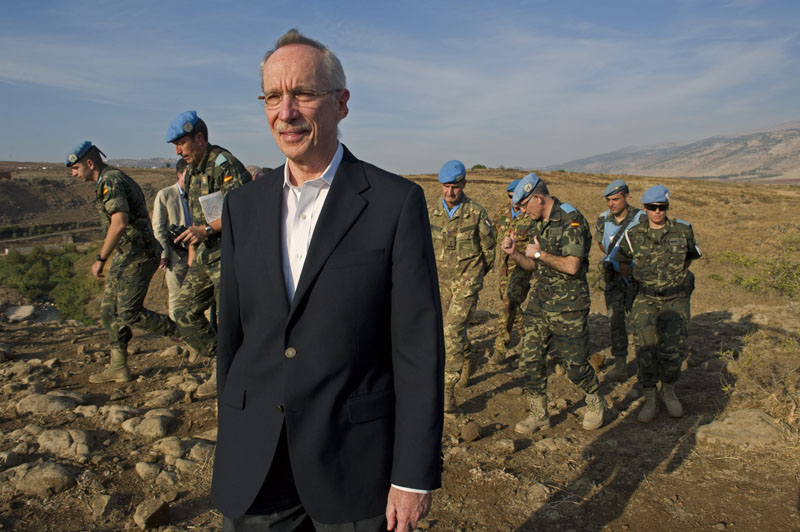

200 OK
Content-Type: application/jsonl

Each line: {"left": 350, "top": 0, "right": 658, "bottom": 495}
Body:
{"left": 277, "top": 94, "right": 300, "bottom": 122}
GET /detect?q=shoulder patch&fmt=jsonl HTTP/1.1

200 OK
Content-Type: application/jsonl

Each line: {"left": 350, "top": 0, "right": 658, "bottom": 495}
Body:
{"left": 627, "top": 217, "right": 643, "bottom": 230}
{"left": 560, "top": 202, "right": 576, "bottom": 213}
{"left": 675, "top": 218, "right": 691, "bottom": 226}
{"left": 223, "top": 175, "right": 233, "bottom": 183}
{"left": 214, "top": 153, "right": 229, "bottom": 166}
{"left": 102, "top": 185, "right": 109, "bottom": 196}
{"left": 570, "top": 221, "right": 580, "bottom": 227}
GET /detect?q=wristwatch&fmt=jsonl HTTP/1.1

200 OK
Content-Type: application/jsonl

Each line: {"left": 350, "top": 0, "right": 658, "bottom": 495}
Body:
{"left": 204, "top": 225, "right": 214, "bottom": 236}
{"left": 533, "top": 251, "right": 542, "bottom": 260}
{"left": 95, "top": 254, "right": 106, "bottom": 262}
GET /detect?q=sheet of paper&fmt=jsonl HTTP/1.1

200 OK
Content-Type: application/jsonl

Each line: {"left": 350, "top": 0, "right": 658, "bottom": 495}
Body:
{"left": 199, "top": 191, "right": 223, "bottom": 224}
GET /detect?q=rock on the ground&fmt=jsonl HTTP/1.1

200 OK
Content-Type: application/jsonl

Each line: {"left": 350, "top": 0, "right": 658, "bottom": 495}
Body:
{"left": 0, "top": 451, "right": 25, "bottom": 469}
{"left": 4, "top": 462, "right": 76, "bottom": 497}
{"left": 696, "top": 409, "right": 783, "bottom": 448}
{"left": 37, "top": 429, "right": 94, "bottom": 460}
{"left": 16, "top": 394, "right": 77, "bottom": 415}
{"left": 122, "top": 416, "right": 175, "bottom": 440}
{"left": 135, "top": 462, "right": 162, "bottom": 482}
{"left": 534, "top": 437, "right": 570, "bottom": 453}
{"left": 160, "top": 345, "right": 184, "bottom": 358}
{"left": 103, "top": 405, "right": 144, "bottom": 425}
{"left": 73, "top": 405, "right": 99, "bottom": 417}
{"left": 153, "top": 437, "right": 198, "bottom": 458}
{"left": 0, "top": 343, "right": 11, "bottom": 362}
{"left": 91, "top": 493, "right": 116, "bottom": 516}
{"left": 490, "top": 438, "right": 516, "bottom": 455}
{"left": 174, "top": 458, "right": 201, "bottom": 475}
{"left": 461, "top": 421, "right": 482, "bottom": 442}
{"left": 133, "top": 498, "right": 171, "bottom": 530}
{"left": 4, "top": 305, "right": 35, "bottom": 322}
{"left": 143, "top": 389, "right": 184, "bottom": 408}
{"left": 47, "top": 389, "right": 89, "bottom": 405}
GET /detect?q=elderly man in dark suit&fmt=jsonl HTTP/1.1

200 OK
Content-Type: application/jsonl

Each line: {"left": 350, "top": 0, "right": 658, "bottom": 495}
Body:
{"left": 211, "top": 29, "right": 445, "bottom": 532}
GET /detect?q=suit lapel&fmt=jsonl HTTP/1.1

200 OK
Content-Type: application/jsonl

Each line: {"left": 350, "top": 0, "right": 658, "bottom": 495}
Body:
{"left": 288, "top": 148, "right": 368, "bottom": 320}
{"left": 260, "top": 169, "right": 291, "bottom": 315}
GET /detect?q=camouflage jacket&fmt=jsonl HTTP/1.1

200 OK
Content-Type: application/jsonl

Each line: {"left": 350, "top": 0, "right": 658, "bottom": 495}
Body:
{"left": 595, "top": 207, "right": 645, "bottom": 274}
{"left": 529, "top": 197, "right": 591, "bottom": 312}
{"left": 95, "top": 167, "right": 160, "bottom": 258}
{"left": 616, "top": 216, "right": 701, "bottom": 294}
{"left": 495, "top": 206, "right": 532, "bottom": 276}
{"left": 185, "top": 144, "right": 251, "bottom": 265}
{"left": 428, "top": 194, "right": 496, "bottom": 287}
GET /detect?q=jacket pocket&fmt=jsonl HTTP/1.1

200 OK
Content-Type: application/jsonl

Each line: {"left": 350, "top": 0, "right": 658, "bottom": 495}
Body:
{"left": 346, "top": 389, "right": 395, "bottom": 423}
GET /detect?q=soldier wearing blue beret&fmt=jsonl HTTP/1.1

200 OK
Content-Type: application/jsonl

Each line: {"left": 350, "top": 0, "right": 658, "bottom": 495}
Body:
{"left": 165, "top": 110, "right": 251, "bottom": 398}
{"left": 67, "top": 141, "right": 177, "bottom": 383}
{"left": 490, "top": 178, "right": 533, "bottom": 365}
{"left": 616, "top": 185, "right": 702, "bottom": 422}
{"left": 594, "top": 179, "right": 645, "bottom": 382}
{"left": 427, "top": 160, "right": 495, "bottom": 413}
{"left": 502, "top": 173, "right": 605, "bottom": 433}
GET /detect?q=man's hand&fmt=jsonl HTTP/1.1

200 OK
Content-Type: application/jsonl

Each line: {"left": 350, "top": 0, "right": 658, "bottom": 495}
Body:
{"left": 524, "top": 235, "right": 542, "bottom": 258}
{"left": 176, "top": 225, "right": 207, "bottom": 246}
{"left": 159, "top": 258, "right": 168, "bottom": 270}
{"left": 385, "top": 487, "right": 431, "bottom": 532}
{"left": 500, "top": 236, "right": 515, "bottom": 256}
{"left": 91, "top": 260, "right": 105, "bottom": 278}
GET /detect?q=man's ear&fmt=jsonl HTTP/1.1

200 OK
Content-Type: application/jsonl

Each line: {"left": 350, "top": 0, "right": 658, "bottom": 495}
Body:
{"left": 337, "top": 88, "right": 350, "bottom": 120}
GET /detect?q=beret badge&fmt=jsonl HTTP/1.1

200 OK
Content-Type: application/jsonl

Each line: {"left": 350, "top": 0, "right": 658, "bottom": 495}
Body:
{"left": 523, "top": 183, "right": 533, "bottom": 193}
{"left": 183, "top": 122, "right": 193, "bottom": 133}
{"left": 68, "top": 154, "right": 77, "bottom": 163}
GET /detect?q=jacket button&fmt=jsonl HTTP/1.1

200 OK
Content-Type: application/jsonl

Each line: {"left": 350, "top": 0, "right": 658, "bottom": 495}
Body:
{"left": 276, "top": 405, "right": 284, "bottom": 413}
{"left": 284, "top": 347, "right": 296, "bottom": 359}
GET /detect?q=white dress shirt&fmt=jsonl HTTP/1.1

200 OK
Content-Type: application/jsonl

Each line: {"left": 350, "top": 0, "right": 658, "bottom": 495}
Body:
{"left": 281, "top": 143, "right": 343, "bottom": 302}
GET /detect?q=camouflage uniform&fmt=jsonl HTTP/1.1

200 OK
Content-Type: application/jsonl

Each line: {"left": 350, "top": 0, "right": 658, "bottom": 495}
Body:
{"left": 173, "top": 145, "right": 250, "bottom": 358}
{"left": 595, "top": 207, "right": 644, "bottom": 359}
{"left": 95, "top": 167, "right": 176, "bottom": 351}
{"left": 428, "top": 195, "right": 495, "bottom": 382}
{"left": 494, "top": 207, "right": 533, "bottom": 356}
{"left": 616, "top": 217, "right": 700, "bottom": 387}
{"left": 519, "top": 198, "right": 598, "bottom": 396}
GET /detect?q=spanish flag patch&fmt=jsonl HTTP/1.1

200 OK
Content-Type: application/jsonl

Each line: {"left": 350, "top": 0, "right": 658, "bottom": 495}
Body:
{"left": 223, "top": 175, "right": 233, "bottom": 183}
{"left": 570, "top": 222, "right": 580, "bottom": 227}
{"left": 102, "top": 186, "right": 109, "bottom": 196}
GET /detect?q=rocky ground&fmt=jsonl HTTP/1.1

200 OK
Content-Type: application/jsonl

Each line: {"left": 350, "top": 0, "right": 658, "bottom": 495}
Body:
{"left": 0, "top": 166, "right": 798, "bottom": 530}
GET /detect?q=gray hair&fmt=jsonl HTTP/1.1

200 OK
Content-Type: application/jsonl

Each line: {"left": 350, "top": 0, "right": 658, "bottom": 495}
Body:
{"left": 533, "top": 180, "right": 549, "bottom": 197}
{"left": 260, "top": 29, "right": 346, "bottom": 92}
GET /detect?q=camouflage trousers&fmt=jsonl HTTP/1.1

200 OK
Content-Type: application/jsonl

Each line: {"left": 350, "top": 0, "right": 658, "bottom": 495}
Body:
{"left": 604, "top": 280, "right": 632, "bottom": 359}
{"left": 173, "top": 258, "right": 220, "bottom": 359}
{"left": 519, "top": 305, "right": 598, "bottom": 396}
{"left": 440, "top": 278, "right": 482, "bottom": 376}
{"left": 494, "top": 267, "right": 532, "bottom": 353}
{"left": 631, "top": 294, "right": 690, "bottom": 388}
{"left": 101, "top": 252, "right": 177, "bottom": 351}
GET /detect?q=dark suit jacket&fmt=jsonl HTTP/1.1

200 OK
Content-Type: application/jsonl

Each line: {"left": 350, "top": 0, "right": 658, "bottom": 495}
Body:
{"left": 211, "top": 146, "right": 444, "bottom": 523}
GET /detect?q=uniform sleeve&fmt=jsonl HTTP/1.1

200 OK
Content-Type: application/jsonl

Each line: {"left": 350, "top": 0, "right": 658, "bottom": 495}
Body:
{"left": 594, "top": 215, "right": 605, "bottom": 246}
{"left": 152, "top": 190, "right": 170, "bottom": 259}
{"left": 561, "top": 216, "right": 587, "bottom": 258}
{"left": 218, "top": 157, "right": 252, "bottom": 198}
{"left": 478, "top": 208, "right": 496, "bottom": 271}
{"left": 101, "top": 178, "right": 130, "bottom": 216}
{"left": 685, "top": 224, "right": 702, "bottom": 261}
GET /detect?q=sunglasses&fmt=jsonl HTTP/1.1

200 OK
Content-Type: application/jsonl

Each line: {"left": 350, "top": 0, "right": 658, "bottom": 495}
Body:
{"left": 644, "top": 204, "right": 669, "bottom": 212}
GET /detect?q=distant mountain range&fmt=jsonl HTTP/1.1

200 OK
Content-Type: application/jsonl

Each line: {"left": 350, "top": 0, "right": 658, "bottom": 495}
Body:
{"left": 548, "top": 121, "right": 800, "bottom": 183}
{"left": 106, "top": 157, "right": 175, "bottom": 169}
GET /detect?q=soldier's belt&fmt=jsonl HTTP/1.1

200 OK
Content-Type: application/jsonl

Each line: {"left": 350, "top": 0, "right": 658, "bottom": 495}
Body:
{"left": 638, "top": 284, "right": 686, "bottom": 298}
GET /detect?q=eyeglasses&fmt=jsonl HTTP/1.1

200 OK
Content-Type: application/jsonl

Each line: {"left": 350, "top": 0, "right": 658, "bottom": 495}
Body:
{"left": 258, "top": 88, "right": 341, "bottom": 109}
{"left": 644, "top": 204, "right": 669, "bottom": 212}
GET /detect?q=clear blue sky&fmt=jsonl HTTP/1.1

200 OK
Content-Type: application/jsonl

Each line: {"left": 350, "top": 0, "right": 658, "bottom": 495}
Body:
{"left": 2, "top": 0, "right": 799, "bottom": 173}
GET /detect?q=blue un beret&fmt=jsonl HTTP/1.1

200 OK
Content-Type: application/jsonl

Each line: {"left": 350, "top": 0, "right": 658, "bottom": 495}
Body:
{"left": 65, "top": 140, "right": 93, "bottom": 167}
{"left": 641, "top": 185, "right": 670, "bottom": 204}
{"left": 506, "top": 179, "right": 521, "bottom": 192}
{"left": 165, "top": 110, "right": 200, "bottom": 143}
{"left": 604, "top": 179, "right": 628, "bottom": 197}
{"left": 437, "top": 160, "right": 466, "bottom": 184}
{"left": 511, "top": 172, "right": 541, "bottom": 206}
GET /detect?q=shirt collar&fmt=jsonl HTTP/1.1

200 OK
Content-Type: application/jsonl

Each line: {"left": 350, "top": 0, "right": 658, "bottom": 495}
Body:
{"left": 283, "top": 142, "right": 343, "bottom": 189}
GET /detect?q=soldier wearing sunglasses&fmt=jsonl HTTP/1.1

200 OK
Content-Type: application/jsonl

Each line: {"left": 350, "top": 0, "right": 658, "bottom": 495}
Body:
{"left": 614, "top": 185, "right": 702, "bottom": 423}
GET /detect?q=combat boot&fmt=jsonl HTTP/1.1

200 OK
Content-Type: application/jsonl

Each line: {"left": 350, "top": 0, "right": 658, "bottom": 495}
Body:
{"left": 488, "top": 345, "right": 506, "bottom": 366}
{"left": 514, "top": 394, "right": 550, "bottom": 434}
{"left": 443, "top": 372, "right": 460, "bottom": 415}
{"left": 195, "top": 368, "right": 217, "bottom": 399}
{"left": 582, "top": 392, "right": 605, "bottom": 430}
{"left": 456, "top": 357, "right": 473, "bottom": 388}
{"left": 89, "top": 348, "right": 132, "bottom": 384}
{"left": 661, "top": 382, "right": 684, "bottom": 418}
{"left": 638, "top": 387, "right": 658, "bottom": 423}
{"left": 605, "top": 356, "right": 628, "bottom": 382}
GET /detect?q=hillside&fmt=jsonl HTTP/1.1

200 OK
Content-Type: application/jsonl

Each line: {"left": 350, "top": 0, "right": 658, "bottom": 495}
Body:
{"left": 551, "top": 121, "right": 800, "bottom": 183}
{"left": 0, "top": 166, "right": 798, "bottom": 531}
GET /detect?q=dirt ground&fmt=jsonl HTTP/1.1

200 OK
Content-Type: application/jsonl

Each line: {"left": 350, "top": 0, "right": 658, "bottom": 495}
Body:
{"left": 0, "top": 164, "right": 798, "bottom": 531}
